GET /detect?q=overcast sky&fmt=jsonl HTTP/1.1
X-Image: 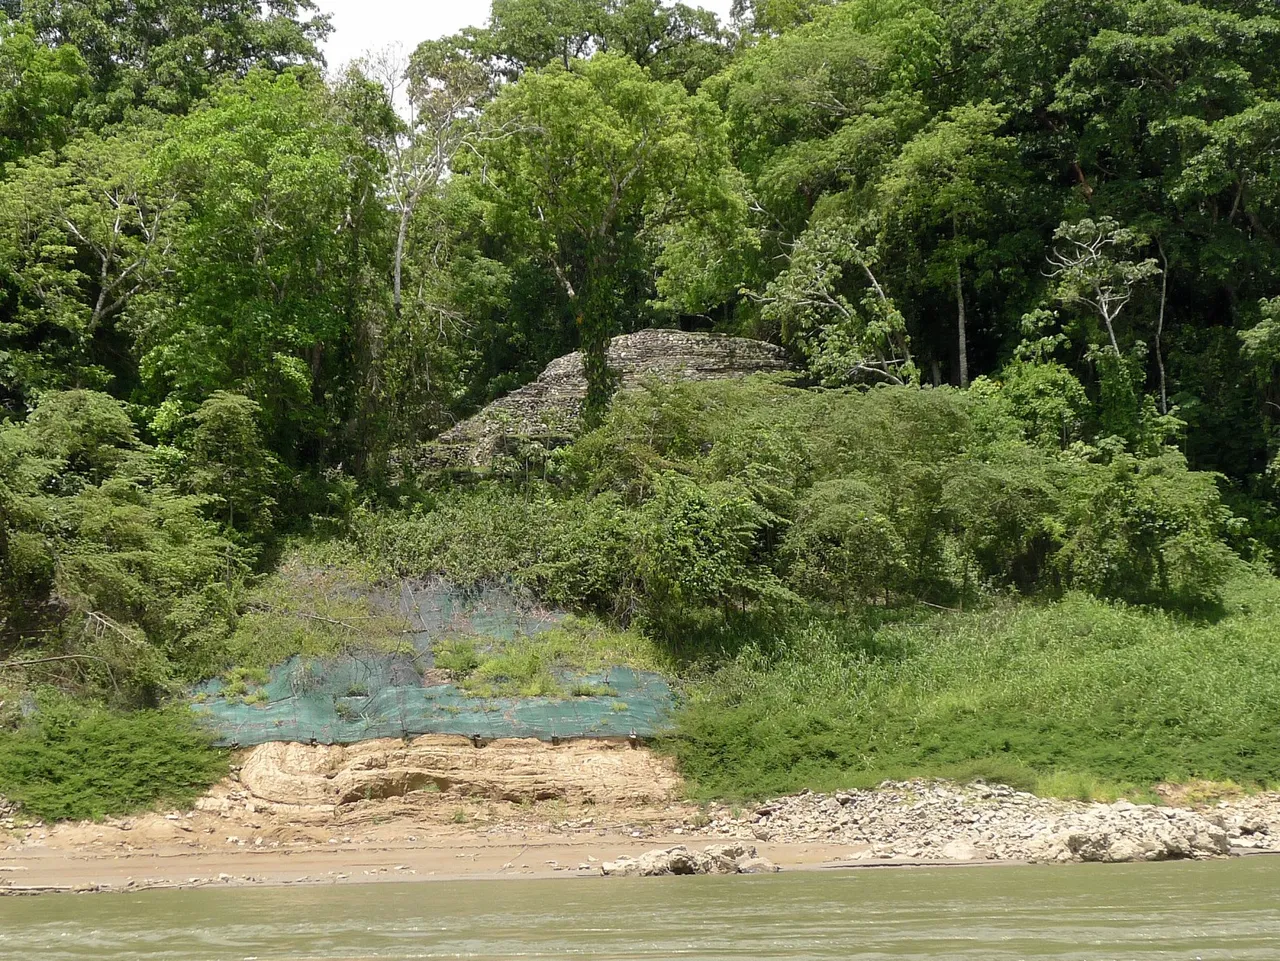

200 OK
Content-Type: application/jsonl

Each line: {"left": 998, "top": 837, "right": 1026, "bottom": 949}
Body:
{"left": 318, "top": 0, "right": 735, "bottom": 71}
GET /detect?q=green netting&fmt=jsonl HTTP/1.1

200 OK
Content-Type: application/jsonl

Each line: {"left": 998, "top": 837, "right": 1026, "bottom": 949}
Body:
{"left": 190, "top": 582, "right": 673, "bottom": 747}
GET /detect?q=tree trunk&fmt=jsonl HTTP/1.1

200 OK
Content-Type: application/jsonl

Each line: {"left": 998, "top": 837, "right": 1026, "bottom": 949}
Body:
{"left": 393, "top": 207, "right": 410, "bottom": 319}
{"left": 1155, "top": 239, "right": 1169, "bottom": 415}
{"left": 575, "top": 256, "right": 619, "bottom": 428}
{"left": 955, "top": 260, "right": 969, "bottom": 388}
{"left": 578, "top": 299, "right": 616, "bottom": 429}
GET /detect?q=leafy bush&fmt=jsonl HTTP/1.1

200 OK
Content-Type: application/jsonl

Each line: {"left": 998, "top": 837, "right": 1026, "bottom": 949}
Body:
{"left": 0, "top": 698, "right": 227, "bottom": 821}
{"left": 1054, "top": 451, "right": 1241, "bottom": 609}
{"left": 783, "top": 478, "right": 909, "bottom": 606}
{"left": 434, "top": 637, "right": 482, "bottom": 677}
{"left": 220, "top": 554, "right": 413, "bottom": 672}
{"left": 1, "top": 390, "right": 249, "bottom": 699}
{"left": 357, "top": 377, "right": 1240, "bottom": 622}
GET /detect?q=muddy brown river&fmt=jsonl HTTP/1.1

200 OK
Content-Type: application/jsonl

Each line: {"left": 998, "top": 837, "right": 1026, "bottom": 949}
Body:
{"left": 2, "top": 857, "right": 1278, "bottom": 960}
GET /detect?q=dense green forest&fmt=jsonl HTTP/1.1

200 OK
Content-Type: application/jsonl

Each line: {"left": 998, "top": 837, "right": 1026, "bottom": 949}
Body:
{"left": 2, "top": 0, "right": 1280, "bottom": 818}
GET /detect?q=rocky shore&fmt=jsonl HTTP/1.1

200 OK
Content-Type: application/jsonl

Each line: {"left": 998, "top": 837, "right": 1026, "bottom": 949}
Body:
{"left": 7, "top": 741, "right": 1280, "bottom": 895}
{"left": 693, "top": 780, "right": 1278, "bottom": 864}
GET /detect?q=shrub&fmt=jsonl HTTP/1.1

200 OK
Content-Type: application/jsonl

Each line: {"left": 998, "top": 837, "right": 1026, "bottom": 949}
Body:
{"left": 351, "top": 377, "right": 1241, "bottom": 636}
{"left": 1055, "top": 451, "right": 1239, "bottom": 609}
{"left": 783, "top": 478, "right": 908, "bottom": 606}
{"left": 434, "top": 637, "right": 482, "bottom": 677}
{"left": 0, "top": 697, "right": 228, "bottom": 821}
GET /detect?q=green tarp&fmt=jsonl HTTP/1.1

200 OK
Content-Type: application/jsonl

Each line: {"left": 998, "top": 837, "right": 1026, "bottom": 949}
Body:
{"left": 191, "top": 582, "right": 673, "bottom": 746}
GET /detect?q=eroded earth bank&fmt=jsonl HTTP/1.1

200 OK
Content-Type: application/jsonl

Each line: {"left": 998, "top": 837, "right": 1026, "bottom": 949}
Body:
{"left": 4, "top": 736, "right": 1280, "bottom": 894}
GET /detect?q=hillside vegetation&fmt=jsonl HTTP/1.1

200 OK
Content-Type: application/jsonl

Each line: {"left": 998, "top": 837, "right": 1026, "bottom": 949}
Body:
{"left": 3, "top": 0, "right": 1280, "bottom": 818}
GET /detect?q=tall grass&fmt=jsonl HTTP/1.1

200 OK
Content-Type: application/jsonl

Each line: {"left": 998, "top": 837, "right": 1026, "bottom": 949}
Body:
{"left": 668, "top": 576, "right": 1280, "bottom": 800}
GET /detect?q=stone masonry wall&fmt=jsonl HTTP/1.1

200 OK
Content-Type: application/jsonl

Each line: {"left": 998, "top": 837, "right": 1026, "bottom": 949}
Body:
{"left": 413, "top": 329, "right": 796, "bottom": 471}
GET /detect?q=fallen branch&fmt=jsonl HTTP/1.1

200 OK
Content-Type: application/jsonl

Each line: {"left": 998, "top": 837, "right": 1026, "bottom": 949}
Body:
{"left": 250, "top": 605, "right": 361, "bottom": 631}
{"left": 0, "top": 654, "right": 114, "bottom": 670}
{"left": 0, "top": 653, "right": 121, "bottom": 693}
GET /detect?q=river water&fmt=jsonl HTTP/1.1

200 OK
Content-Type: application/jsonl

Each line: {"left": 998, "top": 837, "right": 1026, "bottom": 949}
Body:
{"left": 2, "top": 857, "right": 1278, "bottom": 961}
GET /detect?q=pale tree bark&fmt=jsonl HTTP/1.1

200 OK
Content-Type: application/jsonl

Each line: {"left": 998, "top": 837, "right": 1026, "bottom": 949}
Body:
{"left": 362, "top": 45, "right": 487, "bottom": 319}
{"left": 955, "top": 259, "right": 969, "bottom": 388}
{"left": 1155, "top": 238, "right": 1170, "bottom": 415}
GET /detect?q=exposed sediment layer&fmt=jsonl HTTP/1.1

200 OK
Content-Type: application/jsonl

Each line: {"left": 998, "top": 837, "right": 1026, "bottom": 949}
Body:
{"left": 198, "top": 736, "right": 683, "bottom": 816}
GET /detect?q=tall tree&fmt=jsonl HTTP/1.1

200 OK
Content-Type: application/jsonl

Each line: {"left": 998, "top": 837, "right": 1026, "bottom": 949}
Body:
{"left": 0, "top": 15, "right": 87, "bottom": 166}
{"left": 0, "top": 126, "right": 181, "bottom": 405}
{"left": 465, "top": 0, "right": 732, "bottom": 90}
{"left": 466, "top": 53, "right": 744, "bottom": 421}
{"left": 16, "top": 0, "right": 330, "bottom": 120}
{"left": 362, "top": 42, "right": 490, "bottom": 321}
{"left": 138, "top": 69, "right": 382, "bottom": 459}
{"left": 879, "top": 101, "right": 1024, "bottom": 387}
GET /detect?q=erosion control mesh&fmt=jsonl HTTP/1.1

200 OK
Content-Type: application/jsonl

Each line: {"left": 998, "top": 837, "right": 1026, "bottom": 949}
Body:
{"left": 191, "top": 582, "right": 673, "bottom": 747}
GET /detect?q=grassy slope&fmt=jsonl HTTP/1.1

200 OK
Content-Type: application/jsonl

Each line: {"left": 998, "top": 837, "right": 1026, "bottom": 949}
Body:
{"left": 669, "top": 576, "right": 1280, "bottom": 801}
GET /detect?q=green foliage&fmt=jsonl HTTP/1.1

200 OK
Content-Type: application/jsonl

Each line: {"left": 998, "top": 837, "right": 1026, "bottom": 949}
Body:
{"left": 460, "top": 0, "right": 731, "bottom": 90}
{"left": 669, "top": 577, "right": 1280, "bottom": 799}
{"left": 1054, "top": 450, "right": 1241, "bottom": 609}
{"left": 15, "top": 0, "right": 329, "bottom": 121}
{"left": 0, "top": 696, "right": 227, "bottom": 821}
{"left": 434, "top": 637, "right": 482, "bottom": 677}
{"left": 2, "top": 0, "right": 1280, "bottom": 816}
{"left": 182, "top": 392, "right": 279, "bottom": 538}
{"left": 437, "top": 618, "right": 664, "bottom": 698}
{"left": 634, "top": 471, "right": 793, "bottom": 622}
{"left": 221, "top": 554, "right": 412, "bottom": 672}
{"left": 140, "top": 68, "right": 385, "bottom": 457}
{"left": 761, "top": 222, "right": 917, "bottom": 386}
{"left": 0, "top": 17, "right": 87, "bottom": 165}
{"left": 0, "top": 125, "right": 180, "bottom": 401}
{"left": 464, "top": 644, "right": 561, "bottom": 697}
{"left": 465, "top": 52, "right": 745, "bottom": 420}
{"left": 783, "top": 478, "right": 908, "bottom": 605}
{"left": 0, "top": 391, "right": 245, "bottom": 694}
{"left": 357, "top": 378, "right": 1239, "bottom": 629}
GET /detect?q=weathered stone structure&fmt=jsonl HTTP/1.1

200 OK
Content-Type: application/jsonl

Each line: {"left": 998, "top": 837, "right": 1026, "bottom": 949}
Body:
{"left": 414, "top": 329, "right": 795, "bottom": 472}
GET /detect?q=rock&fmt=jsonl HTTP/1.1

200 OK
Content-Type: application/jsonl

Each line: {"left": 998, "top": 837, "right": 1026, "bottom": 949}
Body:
{"left": 602, "top": 844, "right": 773, "bottom": 877}
{"left": 940, "top": 840, "right": 987, "bottom": 861}
{"left": 736, "top": 857, "right": 781, "bottom": 874}
{"left": 1097, "top": 836, "right": 1166, "bottom": 863}
{"left": 686, "top": 777, "right": 1244, "bottom": 866}
{"left": 704, "top": 843, "right": 756, "bottom": 874}
{"left": 704, "top": 842, "right": 754, "bottom": 860}
{"left": 407, "top": 330, "right": 796, "bottom": 473}
{"left": 230, "top": 737, "right": 680, "bottom": 812}
{"left": 600, "top": 857, "right": 642, "bottom": 877}
{"left": 620, "top": 846, "right": 708, "bottom": 876}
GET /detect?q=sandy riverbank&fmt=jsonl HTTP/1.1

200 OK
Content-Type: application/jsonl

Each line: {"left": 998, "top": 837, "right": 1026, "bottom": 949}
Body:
{"left": 3, "top": 735, "right": 1278, "bottom": 895}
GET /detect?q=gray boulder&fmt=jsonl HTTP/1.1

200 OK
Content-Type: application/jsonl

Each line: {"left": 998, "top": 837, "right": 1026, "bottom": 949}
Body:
{"left": 601, "top": 843, "right": 779, "bottom": 877}
{"left": 406, "top": 330, "right": 795, "bottom": 473}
